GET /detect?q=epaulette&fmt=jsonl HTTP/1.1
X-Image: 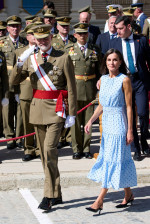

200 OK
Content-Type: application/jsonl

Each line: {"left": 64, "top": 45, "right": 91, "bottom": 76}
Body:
{"left": 52, "top": 49, "right": 64, "bottom": 57}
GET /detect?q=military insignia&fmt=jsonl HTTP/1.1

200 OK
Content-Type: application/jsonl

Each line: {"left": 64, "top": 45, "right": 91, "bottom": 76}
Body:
{"left": 64, "top": 18, "right": 69, "bottom": 22}
{"left": 0, "top": 40, "right": 4, "bottom": 47}
{"left": 53, "top": 66, "right": 58, "bottom": 71}
{"left": 0, "top": 21, "right": 2, "bottom": 25}
{"left": 68, "top": 47, "right": 76, "bottom": 56}
{"left": 53, "top": 75, "right": 58, "bottom": 81}
{"left": 53, "top": 43, "right": 56, "bottom": 46}
{"left": 49, "top": 70, "right": 53, "bottom": 75}
{"left": 80, "top": 24, "right": 85, "bottom": 29}
{"left": 37, "top": 28, "right": 43, "bottom": 33}
{"left": 12, "top": 16, "right": 17, "bottom": 21}
{"left": 57, "top": 70, "right": 62, "bottom": 76}
{"left": 73, "top": 61, "right": 76, "bottom": 66}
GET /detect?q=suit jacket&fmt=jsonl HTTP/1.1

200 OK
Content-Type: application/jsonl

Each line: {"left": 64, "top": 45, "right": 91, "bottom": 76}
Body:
{"left": 137, "top": 13, "right": 147, "bottom": 32}
{"left": 51, "top": 33, "right": 76, "bottom": 51}
{"left": 10, "top": 48, "right": 77, "bottom": 125}
{"left": 96, "top": 31, "right": 111, "bottom": 56}
{"left": 12, "top": 45, "right": 33, "bottom": 101}
{"left": 65, "top": 42, "right": 101, "bottom": 101}
{"left": 88, "top": 24, "right": 101, "bottom": 44}
{"left": 109, "top": 34, "right": 150, "bottom": 90}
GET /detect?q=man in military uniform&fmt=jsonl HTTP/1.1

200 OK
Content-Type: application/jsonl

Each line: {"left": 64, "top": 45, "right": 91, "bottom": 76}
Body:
{"left": 104, "top": 5, "right": 120, "bottom": 33}
{"left": 0, "top": 15, "right": 28, "bottom": 149}
{"left": 51, "top": 16, "right": 76, "bottom": 148}
{"left": 143, "top": 17, "right": 150, "bottom": 45}
{"left": 25, "top": 15, "right": 37, "bottom": 26}
{"left": 123, "top": 7, "right": 141, "bottom": 34}
{"left": 65, "top": 23, "right": 101, "bottom": 159}
{"left": 51, "top": 16, "right": 76, "bottom": 50}
{"left": 11, "top": 23, "right": 40, "bottom": 161}
{"left": 78, "top": 5, "right": 101, "bottom": 44}
{"left": 10, "top": 24, "right": 77, "bottom": 210}
{"left": 43, "top": 8, "right": 58, "bottom": 34}
{"left": 0, "top": 51, "right": 9, "bottom": 163}
{"left": 0, "top": 21, "right": 7, "bottom": 38}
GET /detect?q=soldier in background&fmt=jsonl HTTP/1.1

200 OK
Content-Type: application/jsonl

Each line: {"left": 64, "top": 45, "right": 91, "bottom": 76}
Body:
{"left": 0, "top": 51, "right": 9, "bottom": 163}
{"left": 51, "top": 16, "right": 76, "bottom": 149}
{"left": 78, "top": 5, "right": 101, "bottom": 44}
{"left": 143, "top": 17, "right": 150, "bottom": 45}
{"left": 43, "top": 8, "right": 58, "bottom": 34}
{"left": 0, "top": 21, "right": 7, "bottom": 38}
{"left": 10, "top": 24, "right": 77, "bottom": 211}
{"left": 25, "top": 15, "right": 37, "bottom": 26}
{"left": 65, "top": 23, "right": 101, "bottom": 159}
{"left": 11, "top": 23, "right": 40, "bottom": 161}
{"left": 0, "top": 15, "right": 28, "bottom": 149}
{"left": 122, "top": 7, "right": 141, "bottom": 34}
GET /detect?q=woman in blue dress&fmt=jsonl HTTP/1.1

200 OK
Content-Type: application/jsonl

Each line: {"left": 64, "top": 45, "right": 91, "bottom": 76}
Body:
{"left": 84, "top": 49, "right": 137, "bottom": 214}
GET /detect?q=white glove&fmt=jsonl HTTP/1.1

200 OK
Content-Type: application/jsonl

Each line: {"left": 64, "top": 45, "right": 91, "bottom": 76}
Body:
{"left": 1, "top": 98, "right": 9, "bottom": 106}
{"left": 17, "top": 45, "right": 35, "bottom": 67}
{"left": 64, "top": 116, "right": 75, "bottom": 128}
{"left": 15, "top": 94, "right": 20, "bottom": 103}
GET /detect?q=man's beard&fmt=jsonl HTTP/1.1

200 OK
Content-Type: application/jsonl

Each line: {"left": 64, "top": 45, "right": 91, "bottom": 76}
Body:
{"left": 38, "top": 44, "right": 50, "bottom": 51}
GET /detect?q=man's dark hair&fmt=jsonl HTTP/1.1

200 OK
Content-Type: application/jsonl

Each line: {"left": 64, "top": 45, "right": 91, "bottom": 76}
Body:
{"left": 43, "top": 1, "right": 55, "bottom": 9}
{"left": 115, "top": 16, "right": 131, "bottom": 26}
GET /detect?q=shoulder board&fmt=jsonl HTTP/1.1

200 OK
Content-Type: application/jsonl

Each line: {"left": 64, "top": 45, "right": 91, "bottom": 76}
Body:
{"left": 52, "top": 49, "right": 64, "bottom": 57}
{"left": 68, "top": 35, "right": 77, "bottom": 43}
{"left": 65, "top": 43, "right": 74, "bottom": 49}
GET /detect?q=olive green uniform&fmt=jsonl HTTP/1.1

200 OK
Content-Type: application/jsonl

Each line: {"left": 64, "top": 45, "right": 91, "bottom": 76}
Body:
{"left": 10, "top": 47, "right": 77, "bottom": 198}
{"left": 65, "top": 42, "right": 101, "bottom": 153}
{"left": 143, "top": 17, "right": 150, "bottom": 45}
{"left": 0, "top": 51, "right": 9, "bottom": 138}
{"left": 51, "top": 33, "right": 76, "bottom": 144}
{"left": 13, "top": 45, "right": 39, "bottom": 156}
{"left": 0, "top": 35, "right": 27, "bottom": 144}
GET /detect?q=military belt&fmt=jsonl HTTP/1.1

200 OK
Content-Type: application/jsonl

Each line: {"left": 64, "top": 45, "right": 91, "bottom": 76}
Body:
{"left": 75, "top": 74, "right": 96, "bottom": 81}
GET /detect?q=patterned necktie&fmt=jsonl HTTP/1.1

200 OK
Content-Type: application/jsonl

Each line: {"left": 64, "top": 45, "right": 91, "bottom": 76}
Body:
{"left": 13, "top": 40, "right": 17, "bottom": 49}
{"left": 110, "top": 34, "right": 115, "bottom": 39}
{"left": 125, "top": 39, "right": 136, "bottom": 74}
{"left": 42, "top": 53, "right": 49, "bottom": 63}
{"left": 80, "top": 46, "right": 85, "bottom": 57}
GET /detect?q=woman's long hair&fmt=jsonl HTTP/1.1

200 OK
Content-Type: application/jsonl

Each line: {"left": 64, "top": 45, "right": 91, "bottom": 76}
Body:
{"left": 100, "top": 48, "right": 129, "bottom": 75}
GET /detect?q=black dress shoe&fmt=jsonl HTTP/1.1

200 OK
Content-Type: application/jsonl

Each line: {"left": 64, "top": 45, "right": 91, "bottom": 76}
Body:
{"left": 22, "top": 154, "right": 37, "bottom": 162}
{"left": 38, "top": 197, "right": 52, "bottom": 210}
{"left": 84, "top": 152, "right": 93, "bottom": 159}
{"left": 73, "top": 153, "right": 82, "bottom": 159}
{"left": 0, "top": 160, "right": 2, "bottom": 164}
{"left": 133, "top": 152, "right": 141, "bottom": 161}
{"left": 16, "top": 142, "right": 23, "bottom": 148}
{"left": 141, "top": 140, "right": 150, "bottom": 155}
{"left": 51, "top": 197, "right": 63, "bottom": 206}
{"left": 7, "top": 142, "right": 16, "bottom": 150}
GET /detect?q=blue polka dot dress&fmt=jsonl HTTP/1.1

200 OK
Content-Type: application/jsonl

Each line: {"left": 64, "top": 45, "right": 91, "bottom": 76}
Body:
{"left": 88, "top": 73, "right": 137, "bottom": 190}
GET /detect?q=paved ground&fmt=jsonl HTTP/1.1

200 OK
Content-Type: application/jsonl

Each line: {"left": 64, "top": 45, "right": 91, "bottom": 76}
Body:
{"left": 0, "top": 124, "right": 150, "bottom": 223}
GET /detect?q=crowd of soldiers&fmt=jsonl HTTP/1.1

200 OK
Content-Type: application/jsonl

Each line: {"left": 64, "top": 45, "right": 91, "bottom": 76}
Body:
{"left": 0, "top": 1, "right": 150, "bottom": 210}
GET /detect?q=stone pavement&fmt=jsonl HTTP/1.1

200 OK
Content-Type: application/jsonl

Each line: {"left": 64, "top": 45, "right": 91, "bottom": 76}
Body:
{"left": 0, "top": 124, "right": 150, "bottom": 190}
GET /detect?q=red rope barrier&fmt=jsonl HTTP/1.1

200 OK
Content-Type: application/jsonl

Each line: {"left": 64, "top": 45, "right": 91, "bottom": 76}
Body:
{"left": 0, "top": 98, "right": 98, "bottom": 143}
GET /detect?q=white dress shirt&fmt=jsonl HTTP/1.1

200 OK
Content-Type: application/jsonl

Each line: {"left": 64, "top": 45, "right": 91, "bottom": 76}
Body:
{"left": 122, "top": 33, "right": 137, "bottom": 72}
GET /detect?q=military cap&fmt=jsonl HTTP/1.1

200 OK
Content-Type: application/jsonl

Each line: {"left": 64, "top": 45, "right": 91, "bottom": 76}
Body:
{"left": 32, "top": 17, "right": 43, "bottom": 24}
{"left": 56, "top": 17, "right": 72, "bottom": 25}
{"left": 7, "top": 15, "right": 22, "bottom": 25}
{"left": 0, "top": 21, "right": 7, "bottom": 29}
{"left": 73, "top": 23, "right": 89, "bottom": 33}
{"left": 107, "top": 5, "right": 118, "bottom": 13}
{"left": 24, "top": 23, "right": 39, "bottom": 34}
{"left": 123, "top": 7, "right": 135, "bottom": 16}
{"left": 32, "top": 24, "right": 52, "bottom": 39}
{"left": 25, "top": 15, "right": 37, "bottom": 22}
{"left": 131, "top": 3, "right": 143, "bottom": 9}
{"left": 44, "top": 9, "right": 57, "bottom": 18}
{"left": 78, "top": 5, "right": 91, "bottom": 13}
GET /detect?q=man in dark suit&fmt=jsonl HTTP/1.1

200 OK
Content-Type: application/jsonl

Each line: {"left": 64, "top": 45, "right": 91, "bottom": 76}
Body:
{"left": 131, "top": 2, "right": 147, "bottom": 32}
{"left": 78, "top": 5, "right": 101, "bottom": 44}
{"left": 109, "top": 16, "right": 150, "bottom": 161}
{"left": 96, "top": 16, "right": 117, "bottom": 56}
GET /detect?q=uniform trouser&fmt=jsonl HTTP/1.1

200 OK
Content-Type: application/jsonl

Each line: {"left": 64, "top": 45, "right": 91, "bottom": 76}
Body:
{"left": 71, "top": 100, "right": 94, "bottom": 153}
{"left": 59, "top": 127, "right": 71, "bottom": 143}
{"left": 131, "top": 76, "right": 149, "bottom": 153}
{"left": 3, "top": 92, "right": 23, "bottom": 144}
{"left": 20, "top": 100, "right": 39, "bottom": 156}
{"left": 34, "top": 122, "right": 64, "bottom": 198}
